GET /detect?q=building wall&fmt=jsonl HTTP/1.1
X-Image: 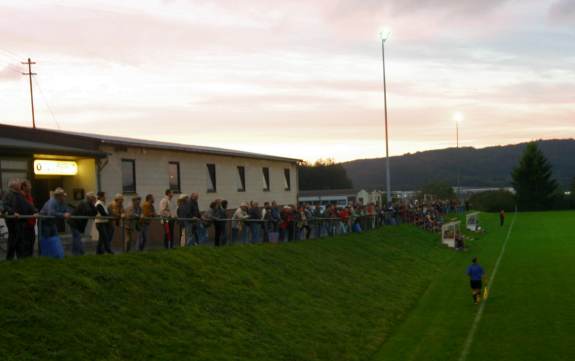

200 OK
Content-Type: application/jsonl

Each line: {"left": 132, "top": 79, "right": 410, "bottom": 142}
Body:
{"left": 99, "top": 145, "right": 298, "bottom": 210}
{"left": 62, "top": 158, "right": 97, "bottom": 201}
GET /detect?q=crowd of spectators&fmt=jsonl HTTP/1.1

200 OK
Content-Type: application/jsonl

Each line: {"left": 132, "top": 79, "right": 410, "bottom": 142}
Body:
{"left": 396, "top": 200, "right": 462, "bottom": 233}
{"left": 1, "top": 180, "right": 388, "bottom": 260}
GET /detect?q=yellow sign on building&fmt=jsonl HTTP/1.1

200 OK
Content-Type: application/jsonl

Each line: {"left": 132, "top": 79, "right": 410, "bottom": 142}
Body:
{"left": 34, "top": 160, "right": 78, "bottom": 176}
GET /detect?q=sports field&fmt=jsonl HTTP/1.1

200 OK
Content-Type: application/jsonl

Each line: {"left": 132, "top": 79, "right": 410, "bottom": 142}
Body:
{"left": 0, "top": 211, "right": 573, "bottom": 360}
{"left": 375, "top": 211, "right": 575, "bottom": 361}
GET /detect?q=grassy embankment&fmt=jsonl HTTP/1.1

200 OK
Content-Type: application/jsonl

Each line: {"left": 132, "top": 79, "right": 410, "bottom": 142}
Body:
{"left": 0, "top": 224, "right": 455, "bottom": 361}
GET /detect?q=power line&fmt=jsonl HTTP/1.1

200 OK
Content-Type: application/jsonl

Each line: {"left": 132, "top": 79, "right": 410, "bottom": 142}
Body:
{"left": 33, "top": 76, "right": 61, "bottom": 130}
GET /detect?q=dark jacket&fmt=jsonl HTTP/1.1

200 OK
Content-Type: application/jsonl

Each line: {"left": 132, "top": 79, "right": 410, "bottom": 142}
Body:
{"left": 2, "top": 190, "right": 36, "bottom": 227}
{"left": 69, "top": 200, "right": 97, "bottom": 232}
{"left": 185, "top": 199, "right": 201, "bottom": 219}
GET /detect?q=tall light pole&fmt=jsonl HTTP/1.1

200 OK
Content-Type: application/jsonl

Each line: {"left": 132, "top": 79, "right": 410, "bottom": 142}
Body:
{"left": 380, "top": 28, "right": 392, "bottom": 206}
{"left": 453, "top": 112, "right": 464, "bottom": 204}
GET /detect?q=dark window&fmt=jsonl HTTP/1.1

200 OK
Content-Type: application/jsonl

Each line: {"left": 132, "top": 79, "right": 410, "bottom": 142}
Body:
{"left": 262, "top": 167, "right": 270, "bottom": 191}
{"left": 284, "top": 168, "right": 291, "bottom": 191}
{"left": 237, "top": 166, "right": 246, "bottom": 192}
{"left": 168, "top": 162, "right": 181, "bottom": 193}
{"left": 122, "top": 159, "right": 136, "bottom": 193}
{"left": 207, "top": 163, "right": 217, "bottom": 193}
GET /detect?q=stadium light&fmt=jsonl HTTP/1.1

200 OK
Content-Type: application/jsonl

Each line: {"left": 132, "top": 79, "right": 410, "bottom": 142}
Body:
{"left": 380, "top": 27, "right": 392, "bottom": 206}
{"left": 379, "top": 28, "right": 392, "bottom": 42}
{"left": 453, "top": 112, "right": 464, "bottom": 207}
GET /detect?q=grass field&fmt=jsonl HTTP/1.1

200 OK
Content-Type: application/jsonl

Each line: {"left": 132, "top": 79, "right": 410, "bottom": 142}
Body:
{"left": 375, "top": 211, "right": 575, "bottom": 361}
{"left": 0, "top": 224, "right": 453, "bottom": 361}
{"left": 1, "top": 211, "right": 574, "bottom": 361}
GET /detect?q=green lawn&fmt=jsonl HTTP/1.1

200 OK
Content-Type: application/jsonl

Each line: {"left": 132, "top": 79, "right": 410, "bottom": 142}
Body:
{"left": 2, "top": 211, "right": 574, "bottom": 361}
{"left": 0, "top": 225, "right": 453, "bottom": 361}
{"left": 374, "top": 211, "right": 575, "bottom": 361}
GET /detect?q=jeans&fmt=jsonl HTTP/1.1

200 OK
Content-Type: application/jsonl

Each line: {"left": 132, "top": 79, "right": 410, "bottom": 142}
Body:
{"left": 140, "top": 223, "right": 150, "bottom": 251}
{"left": 71, "top": 227, "right": 85, "bottom": 256}
{"left": 185, "top": 222, "right": 195, "bottom": 247}
{"left": 232, "top": 227, "right": 248, "bottom": 244}
{"left": 249, "top": 223, "right": 260, "bottom": 243}
{"left": 125, "top": 228, "right": 141, "bottom": 252}
{"left": 96, "top": 223, "right": 114, "bottom": 254}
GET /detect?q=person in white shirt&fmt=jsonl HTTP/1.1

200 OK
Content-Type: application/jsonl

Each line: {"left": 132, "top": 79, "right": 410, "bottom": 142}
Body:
{"left": 95, "top": 192, "right": 114, "bottom": 254}
{"left": 159, "top": 189, "right": 174, "bottom": 249}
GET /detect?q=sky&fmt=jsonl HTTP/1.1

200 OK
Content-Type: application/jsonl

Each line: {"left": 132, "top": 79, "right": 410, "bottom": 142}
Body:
{"left": 0, "top": 0, "right": 574, "bottom": 162}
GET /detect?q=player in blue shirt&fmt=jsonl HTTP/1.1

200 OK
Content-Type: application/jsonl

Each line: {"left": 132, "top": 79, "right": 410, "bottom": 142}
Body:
{"left": 467, "top": 257, "right": 485, "bottom": 304}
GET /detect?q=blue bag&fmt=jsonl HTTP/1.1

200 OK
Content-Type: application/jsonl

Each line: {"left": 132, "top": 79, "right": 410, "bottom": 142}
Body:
{"left": 352, "top": 223, "right": 362, "bottom": 233}
{"left": 40, "top": 235, "right": 65, "bottom": 259}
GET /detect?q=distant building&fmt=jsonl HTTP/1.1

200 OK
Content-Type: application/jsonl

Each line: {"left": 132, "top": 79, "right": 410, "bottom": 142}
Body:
{"left": 0, "top": 124, "right": 299, "bottom": 209}
{"left": 298, "top": 189, "right": 374, "bottom": 207}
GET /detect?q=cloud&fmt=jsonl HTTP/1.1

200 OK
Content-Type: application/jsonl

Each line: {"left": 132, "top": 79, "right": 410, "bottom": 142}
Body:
{"left": 549, "top": 0, "right": 575, "bottom": 24}
{"left": 0, "top": 64, "right": 21, "bottom": 81}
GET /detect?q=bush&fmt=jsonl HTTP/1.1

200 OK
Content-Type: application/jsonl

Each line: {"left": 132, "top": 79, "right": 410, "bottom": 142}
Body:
{"left": 468, "top": 190, "right": 516, "bottom": 212}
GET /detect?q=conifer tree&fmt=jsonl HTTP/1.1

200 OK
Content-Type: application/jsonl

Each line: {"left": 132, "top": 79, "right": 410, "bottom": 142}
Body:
{"left": 511, "top": 142, "right": 558, "bottom": 210}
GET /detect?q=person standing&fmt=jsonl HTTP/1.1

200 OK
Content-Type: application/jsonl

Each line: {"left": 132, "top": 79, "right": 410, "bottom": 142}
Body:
{"left": 213, "top": 199, "right": 226, "bottom": 246}
{"left": 39, "top": 188, "right": 71, "bottom": 259}
{"left": 247, "top": 201, "right": 262, "bottom": 243}
{"left": 108, "top": 194, "right": 125, "bottom": 249}
{"left": 140, "top": 194, "right": 156, "bottom": 251}
{"left": 2, "top": 179, "right": 36, "bottom": 260}
{"left": 159, "top": 189, "right": 174, "bottom": 249}
{"left": 125, "top": 195, "right": 143, "bottom": 252}
{"left": 68, "top": 191, "right": 97, "bottom": 256}
{"left": 499, "top": 209, "right": 506, "bottom": 226}
{"left": 95, "top": 192, "right": 114, "bottom": 255}
{"left": 19, "top": 180, "right": 38, "bottom": 258}
{"left": 186, "top": 193, "right": 203, "bottom": 245}
{"left": 176, "top": 194, "right": 191, "bottom": 247}
{"left": 232, "top": 202, "right": 249, "bottom": 243}
{"left": 467, "top": 257, "right": 485, "bottom": 304}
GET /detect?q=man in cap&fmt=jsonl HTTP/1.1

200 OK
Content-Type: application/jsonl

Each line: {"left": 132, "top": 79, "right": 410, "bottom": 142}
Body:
{"left": 68, "top": 191, "right": 98, "bottom": 256}
{"left": 39, "top": 188, "right": 71, "bottom": 257}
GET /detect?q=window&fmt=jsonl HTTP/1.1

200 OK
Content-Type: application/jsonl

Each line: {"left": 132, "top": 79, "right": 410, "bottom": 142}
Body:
{"left": 237, "top": 166, "right": 246, "bottom": 192}
{"left": 121, "top": 159, "right": 136, "bottom": 193}
{"left": 262, "top": 167, "right": 270, "bottom": 191}
{"left": 168, "top": 162, "right": 181, "bottom": 193}
{"left": 0, "top": 159, "right": 28, "bottom": 192}
{"left": 283, "top": 168, "right": 291, "bottom": 191}
{"left": 207, "top": 163, "right": 217, "bottom": 193}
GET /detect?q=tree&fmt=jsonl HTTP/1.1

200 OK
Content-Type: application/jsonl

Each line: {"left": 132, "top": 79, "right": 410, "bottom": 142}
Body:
{"left": 511, "top": 142, "right": 558, "bottom": 211}
{"left": 298, "top": 159, "right": 353, "bottom": 190}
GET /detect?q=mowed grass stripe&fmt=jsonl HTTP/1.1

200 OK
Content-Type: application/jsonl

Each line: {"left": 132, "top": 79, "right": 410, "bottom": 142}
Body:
{"left": 466, "top": 212, "right": 575, "bottom": 361}
{"left": 373, "top": 212, "right": 516, "bottom": 361}
{"left": 458, "top": 211, "right": 517, "bottom": 361}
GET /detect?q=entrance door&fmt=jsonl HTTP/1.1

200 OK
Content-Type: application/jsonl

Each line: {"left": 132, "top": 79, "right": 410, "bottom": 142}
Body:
{"left": 33, "top": 177, "right": 64, "bottom": 209}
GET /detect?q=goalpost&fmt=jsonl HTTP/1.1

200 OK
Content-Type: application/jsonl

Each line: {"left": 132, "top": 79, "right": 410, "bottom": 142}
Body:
{"left": 441, "top": 221, "right": 461, "bottom": 248}
{"left": 466, "top": 212, "right": 480, "bottom": 232}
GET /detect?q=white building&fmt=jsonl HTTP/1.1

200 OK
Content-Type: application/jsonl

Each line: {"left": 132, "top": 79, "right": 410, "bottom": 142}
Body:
{"left": 0, "top": 124, "right": 300, "bottom": 210}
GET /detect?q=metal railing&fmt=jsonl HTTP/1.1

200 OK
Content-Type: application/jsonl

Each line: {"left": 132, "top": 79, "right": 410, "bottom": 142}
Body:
{"left": 0, "top": 213, "right": 388, "bottom": 259}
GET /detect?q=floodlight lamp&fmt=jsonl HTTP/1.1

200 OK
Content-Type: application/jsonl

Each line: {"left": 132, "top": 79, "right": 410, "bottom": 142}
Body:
{"left": 379, "top": 28, "right": 392, "bottom": 41}
{"left": 453, "top": 111, "right": 464, "bottom": 123}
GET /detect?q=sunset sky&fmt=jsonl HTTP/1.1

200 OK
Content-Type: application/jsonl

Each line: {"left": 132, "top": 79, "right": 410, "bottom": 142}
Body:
{"left": 0, "top": 0, "right": 574, "bottom": 162}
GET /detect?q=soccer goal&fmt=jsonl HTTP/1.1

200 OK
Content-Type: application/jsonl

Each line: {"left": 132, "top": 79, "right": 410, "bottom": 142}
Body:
{"left": 466, "top": 212, "right": 480, "bottom": 232}
{"left": 441, "top": 221, "right": 461, "bottom": 248}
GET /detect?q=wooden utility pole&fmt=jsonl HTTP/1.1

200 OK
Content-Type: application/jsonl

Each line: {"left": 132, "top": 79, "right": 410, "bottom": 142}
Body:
{"left": 21, "top": 58, "right": 37, "bottom": 128}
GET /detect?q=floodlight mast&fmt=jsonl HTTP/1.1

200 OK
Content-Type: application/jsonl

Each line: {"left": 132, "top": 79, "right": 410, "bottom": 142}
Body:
{"left": 454, "top": 112, "right": 464, "bottom": 206}
{"left": 380, "top": 29, "right": 392, "bottom": 207}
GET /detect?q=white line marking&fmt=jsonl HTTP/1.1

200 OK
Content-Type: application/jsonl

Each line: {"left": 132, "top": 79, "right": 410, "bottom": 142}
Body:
{"left": 458, "top": 212, "right": 517, "bottom": 361}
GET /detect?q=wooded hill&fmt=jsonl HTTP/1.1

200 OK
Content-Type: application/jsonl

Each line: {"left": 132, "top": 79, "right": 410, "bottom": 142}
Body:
{"left": 341, "top": 139, "right": 575, "bottom": 191}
